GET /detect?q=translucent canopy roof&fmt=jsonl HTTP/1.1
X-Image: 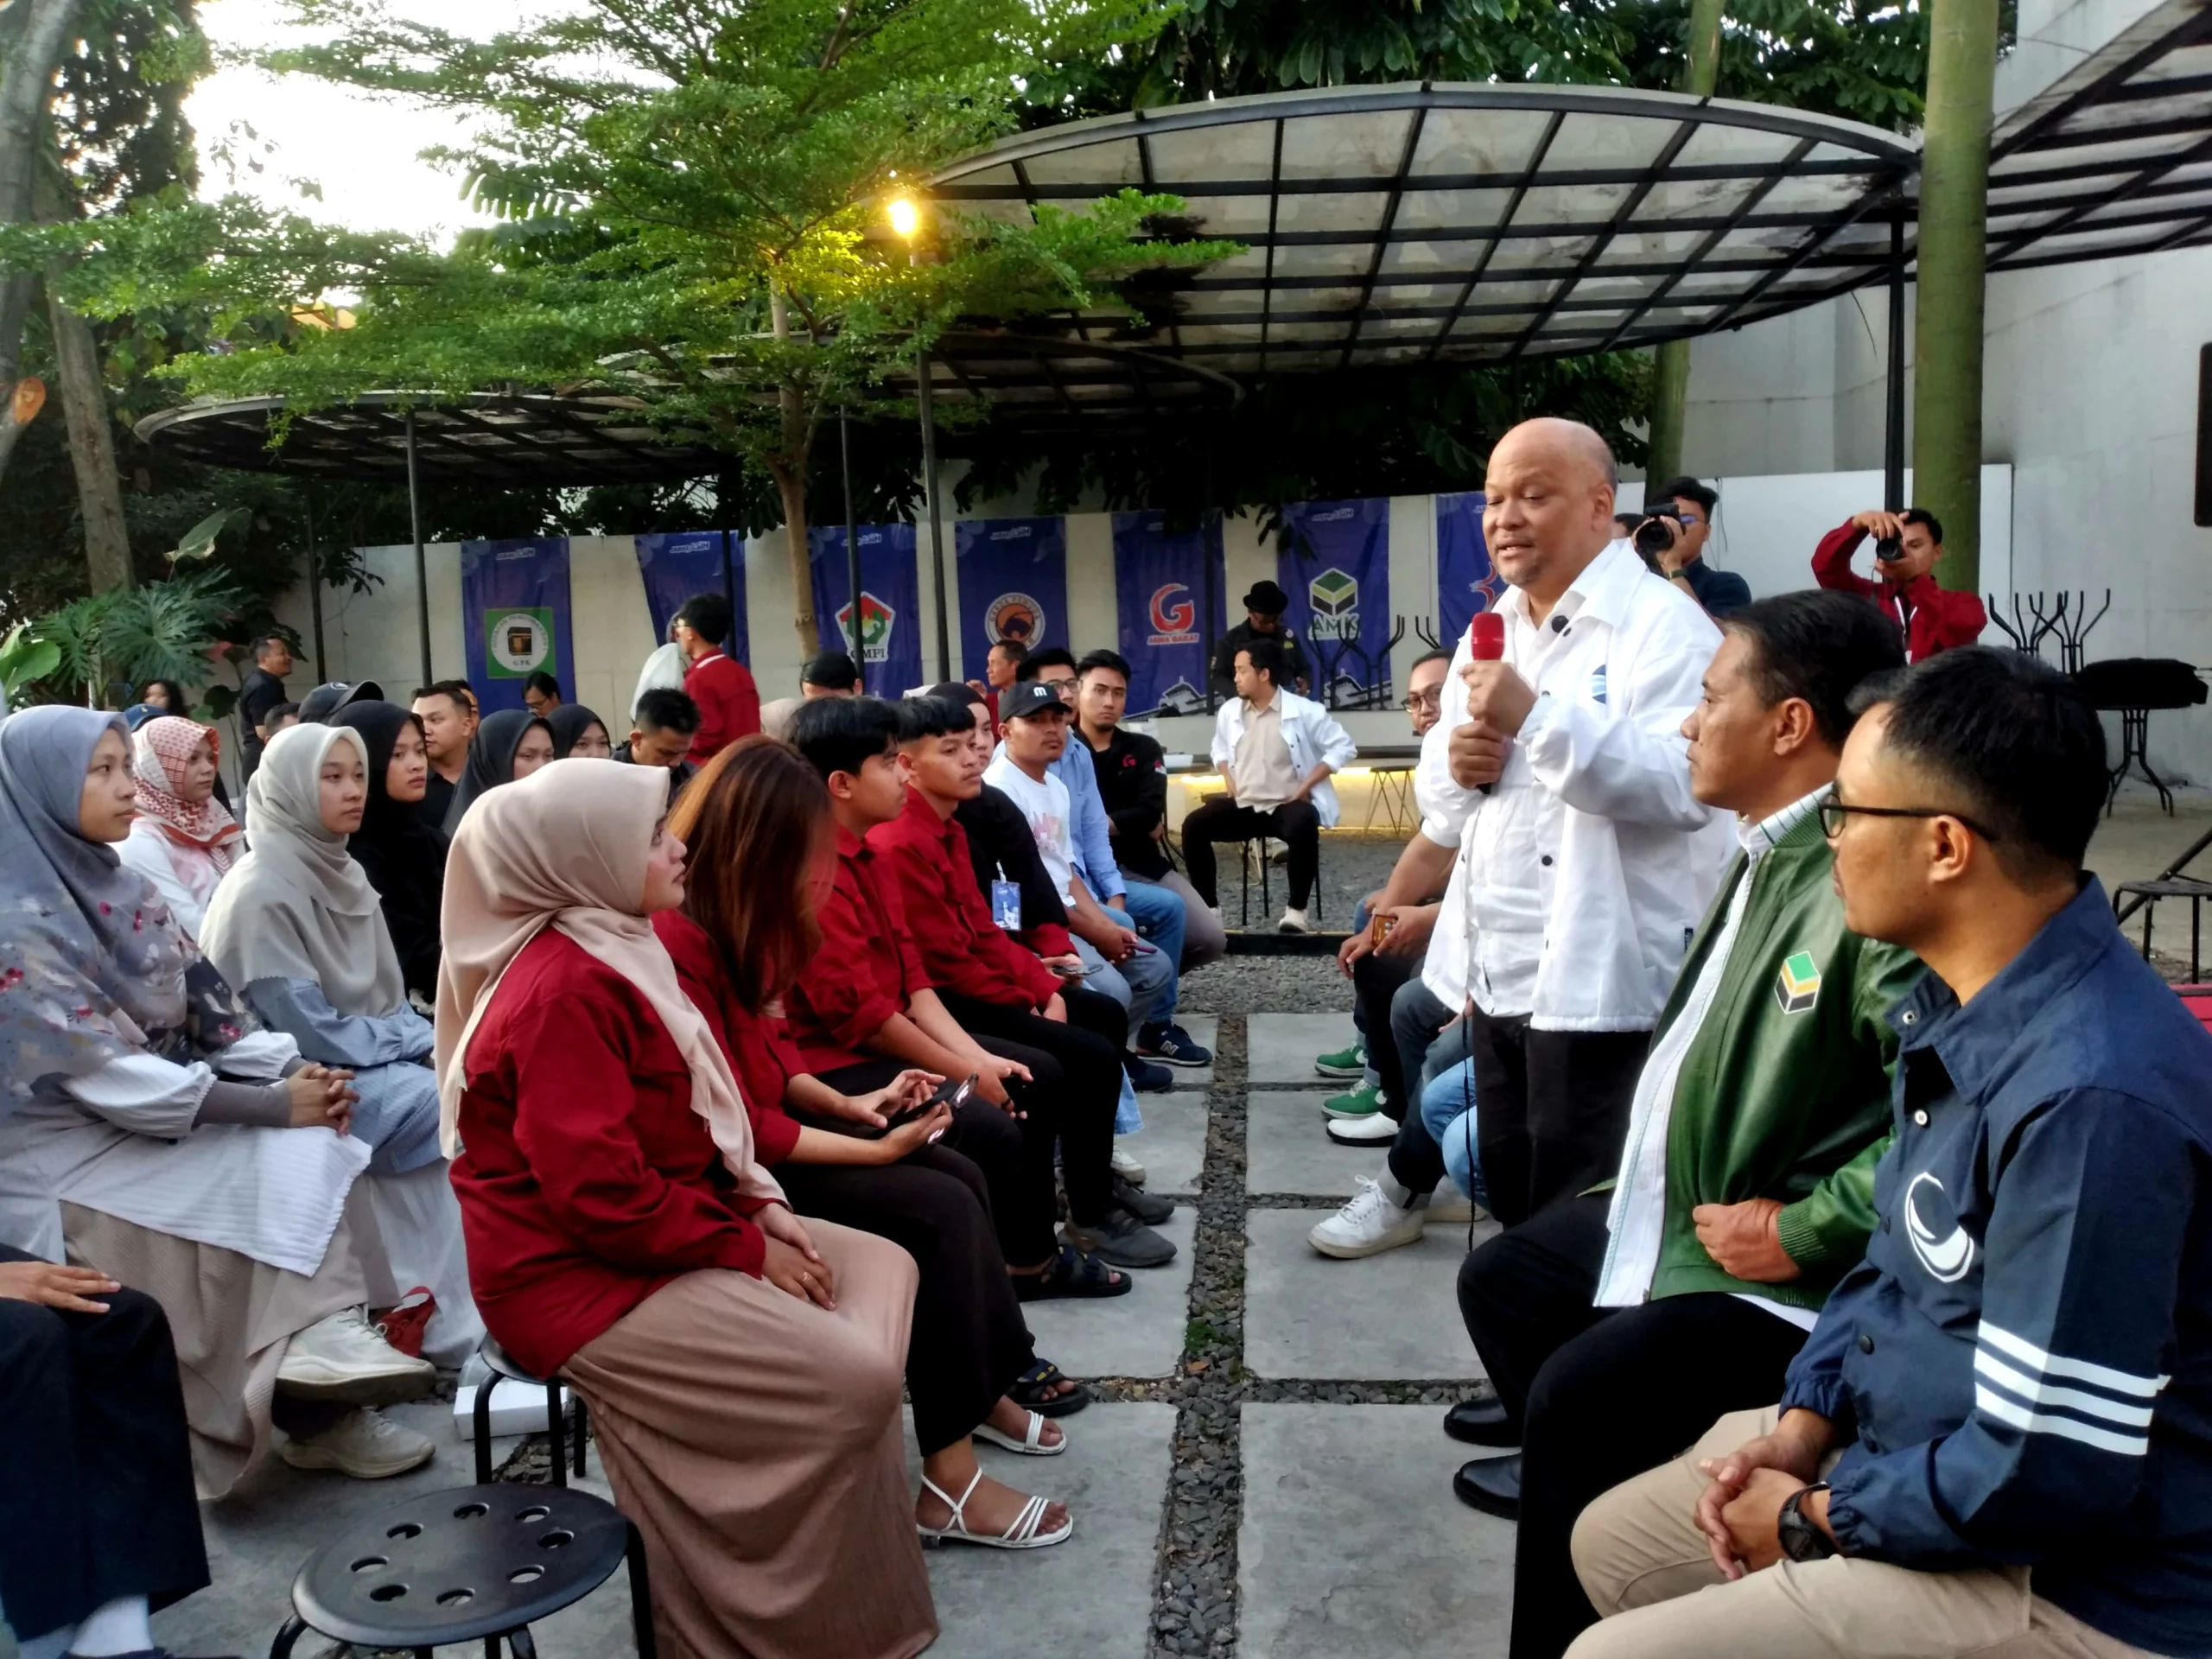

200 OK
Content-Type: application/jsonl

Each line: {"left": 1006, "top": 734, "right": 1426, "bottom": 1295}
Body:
{"left": 931, "top": 83, "right": 1919, "bottom": 371}
{"left": 1986, "top": 0, "right": 2212, "bottom": 273}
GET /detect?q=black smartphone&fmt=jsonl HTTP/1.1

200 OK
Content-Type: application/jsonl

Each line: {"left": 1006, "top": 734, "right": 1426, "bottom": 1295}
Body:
{"left": 878, "top": 1072, "right": 976, "bottom": 1134}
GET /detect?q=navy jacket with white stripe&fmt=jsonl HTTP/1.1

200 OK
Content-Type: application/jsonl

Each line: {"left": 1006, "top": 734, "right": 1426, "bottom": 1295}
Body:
{"left": 1780, "top": 879, "right": 2212, "bottom": 1656}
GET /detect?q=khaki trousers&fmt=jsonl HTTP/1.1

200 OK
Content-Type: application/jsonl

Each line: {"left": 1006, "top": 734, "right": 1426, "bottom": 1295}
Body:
{"left": 1566, "top": 1407, "right": 2157, "bottom": 1659}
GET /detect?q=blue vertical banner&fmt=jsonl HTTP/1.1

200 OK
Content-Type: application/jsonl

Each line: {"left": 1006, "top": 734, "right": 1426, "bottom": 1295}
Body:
{"left": 956, "top": 517, "right": 1067, "bottom": 678}
{"left": 634, "top": 531, "right": 747, "bottom": 664}
{"left": 1111, "top": 511, "right": 1224, "bottom": 718}
{"left": 809, "top": 523, "right": 923, "bottom": 696}
{"left": 1276, "top": 498, "right": 1392, "bottom": 709}
{"left": 461, "top": 537, "right": 575, "bottom": 715}
{"left": 1435, "top": 491, "right": 1503, "bottom": 646}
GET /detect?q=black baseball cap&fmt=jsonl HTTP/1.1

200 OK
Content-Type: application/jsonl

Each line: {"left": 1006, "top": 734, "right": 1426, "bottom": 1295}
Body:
{"left": 296, "top": 680, "right": 384, "bottom": 723}
{"left": 999, "top": 682, "right": 1071, "bottom": 721}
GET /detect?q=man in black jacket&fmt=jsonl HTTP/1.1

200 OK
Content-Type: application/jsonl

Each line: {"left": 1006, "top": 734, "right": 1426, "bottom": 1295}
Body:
{"left": 1071, "top": 651, "right": 1227, "bottom": 970}
{"left": 1209, "top": 581, "right": 1312, "bottom": 698}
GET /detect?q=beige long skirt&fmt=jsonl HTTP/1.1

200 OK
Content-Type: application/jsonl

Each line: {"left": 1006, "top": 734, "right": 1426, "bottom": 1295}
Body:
{"left": 561, "top": 1219, "right": 937, "bottom": 1659}
{"left": 62, "top": 1183, "right": 396, "bottom": 1498}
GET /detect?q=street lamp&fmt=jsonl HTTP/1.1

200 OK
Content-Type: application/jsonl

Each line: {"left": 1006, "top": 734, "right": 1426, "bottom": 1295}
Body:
{"left": 888, "top": 196, "right": 919, "bottom": 239}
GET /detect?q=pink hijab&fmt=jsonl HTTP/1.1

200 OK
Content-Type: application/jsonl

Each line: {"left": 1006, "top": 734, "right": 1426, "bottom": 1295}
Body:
{"left": 433, "top": 757, "right": 783, "bottom": 1208}
{"left": 132, "top": 716, "right": 240, "bottom": 862}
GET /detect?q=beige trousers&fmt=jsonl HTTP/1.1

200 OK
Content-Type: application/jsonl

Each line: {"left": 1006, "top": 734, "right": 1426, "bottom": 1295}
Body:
{"left": 1566, "top": 1407, "right": 2158, "bottom": 1659}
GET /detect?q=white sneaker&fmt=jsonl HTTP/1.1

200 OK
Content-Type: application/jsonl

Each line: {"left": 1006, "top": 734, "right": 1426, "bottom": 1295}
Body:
{"left": 1324, "top": 1111, "right": 1399, "bottom": 1144}
{"left": 1111, "top": 1145, "right": 1147, "bottom": 1185}
{"left": 282, "top": 1406, "right": 437, "bottom": 1479}
{"left": 1308, "top": 1175, "right": 1427, "bottom": 1259}
{"left": 277, "top": 1307, "right": 436, "bottom": 1404}
{"left": 1427, "top": 1192, "right": 1487, "bottom": 1225}
{"left": 1277, "top": 907, "right": 1312, "bottom": 934}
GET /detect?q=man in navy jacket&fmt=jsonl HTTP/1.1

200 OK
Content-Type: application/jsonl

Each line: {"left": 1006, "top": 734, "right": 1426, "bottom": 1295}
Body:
{"left": 1564, "top": 646, "right": 2212, "bottom": 1659}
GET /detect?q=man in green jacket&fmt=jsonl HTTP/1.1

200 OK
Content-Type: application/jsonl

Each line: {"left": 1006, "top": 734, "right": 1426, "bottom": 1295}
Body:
{"left": 1448, "top": 589, "right": 1916, "bottom": 1659}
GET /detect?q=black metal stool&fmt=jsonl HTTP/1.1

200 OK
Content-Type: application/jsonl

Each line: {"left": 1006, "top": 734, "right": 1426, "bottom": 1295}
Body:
{"left": 471, "top": 1335, "right": 587, "bottom": 1486}
{"left": 269, "top": 1482, "right": 653, "bottom": 1659}
{"left": 1235, "top": 836, "right": 1324, "bottom": 929}
{"left": 2113, "top": 877, "right": 2212, "bottom": 980}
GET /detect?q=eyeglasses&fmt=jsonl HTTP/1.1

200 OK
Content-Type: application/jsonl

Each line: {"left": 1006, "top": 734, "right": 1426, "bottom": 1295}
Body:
{"left": 1402, "top": 690, "right": 1443, "bottom": 713}
{"left": 1816, "top": 788, "right": 2000, "bottom": 842}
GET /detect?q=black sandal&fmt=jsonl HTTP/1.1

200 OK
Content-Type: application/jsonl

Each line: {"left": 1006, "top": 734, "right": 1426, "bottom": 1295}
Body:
{"left": 1008, "top": 1358, "right": 1092, "bottom": 1418}
{"left": 1014, "top": 1242, "right": 1132, "bottom": 1303}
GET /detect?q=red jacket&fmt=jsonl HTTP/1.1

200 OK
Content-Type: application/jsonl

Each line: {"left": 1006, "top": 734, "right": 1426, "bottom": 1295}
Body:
{"left": 683, "top": 649, "right": 761, "bottom": 761}
{"left": 784, "top": 823, "right": 930, "bottom": 1071}
{"left": 868, "top": 788, "right": 1065, "bottom": 1010}
{"left": 653, "top": 909, "right": 804, "bottom": 1165}
{"left": 448, "top": 928, "right": 771, "bottom": 1378}
{"left": 1810, "top": 521, "right": 1987, "bottom": 662}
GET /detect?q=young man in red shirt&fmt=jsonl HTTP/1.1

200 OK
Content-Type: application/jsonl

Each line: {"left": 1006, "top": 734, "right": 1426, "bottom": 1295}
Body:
{"left": 672, "top": 592, "right": 761, "bottom": 761}
{"left": 869, "top": 696, "right": 1176, "bottom": 1271}
{"left": 1809, "top": 506, "right": 1986, "bottom": 661}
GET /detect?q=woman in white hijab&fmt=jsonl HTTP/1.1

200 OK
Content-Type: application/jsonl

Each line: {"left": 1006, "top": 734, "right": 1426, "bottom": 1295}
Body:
{"left": 440, "top": 758, "right": 936, "bottom": 1659}
{"left": 200, "top": 723, "right": 480, "bottom": 1366}
{"left": 0, "top": 706, "right": 442, "bottom": 1494}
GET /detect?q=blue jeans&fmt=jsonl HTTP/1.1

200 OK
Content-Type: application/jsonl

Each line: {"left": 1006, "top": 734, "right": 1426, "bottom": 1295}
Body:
{"left": 1421, "top": 1057, "right": 1489, "bottom": 1209}
{"left": 1116, "top": 882, "right": 1185, "bottom": 1025}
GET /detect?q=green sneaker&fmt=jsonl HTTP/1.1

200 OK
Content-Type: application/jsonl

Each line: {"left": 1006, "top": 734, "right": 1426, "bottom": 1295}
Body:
{"left": 1322, "top": 1082, "right": 1386, "bottom": 1120}
{"left": 1313, "top": 1041, "right": 1368, "bottom": 1081}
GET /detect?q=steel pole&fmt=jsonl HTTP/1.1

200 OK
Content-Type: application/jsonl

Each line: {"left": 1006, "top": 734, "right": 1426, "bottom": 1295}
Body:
{"left": 304, "top": 487, "right": 327, "bottom": 679}
{"left": 842, "top": 406, "right": 863, "bottom": 664}
{"left": 918, "top": 356, "right": 950, "bottom": 683}
{"left": 405, "top": 409, "right": 431, "bottom": 689}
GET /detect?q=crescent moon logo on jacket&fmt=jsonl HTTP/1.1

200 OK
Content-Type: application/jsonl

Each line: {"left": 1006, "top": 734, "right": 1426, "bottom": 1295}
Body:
{"left": 1148, "top": 583, "right": 1198, "bottom": 645}
{"left": 1904, "top": 1172, "right": 1977, "bottom": 1282}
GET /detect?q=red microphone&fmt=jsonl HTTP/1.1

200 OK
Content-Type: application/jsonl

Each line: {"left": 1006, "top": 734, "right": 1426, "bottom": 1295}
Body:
{"left": 1467, "top": 610, "right": 1504, "bottom": 793}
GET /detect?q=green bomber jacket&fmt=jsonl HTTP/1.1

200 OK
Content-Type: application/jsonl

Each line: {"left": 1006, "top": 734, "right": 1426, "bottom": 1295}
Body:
{"left": 1600, "top": 804, "right": 1924, "bottom": 1314}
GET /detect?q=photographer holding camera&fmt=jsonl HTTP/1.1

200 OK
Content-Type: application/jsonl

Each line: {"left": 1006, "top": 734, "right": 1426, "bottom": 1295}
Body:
{"left": 1638, "top": 477, "right": 1751, "bottom": 620}
{"left": 1811, "top": 508, "right": 1986, "bottom": 662}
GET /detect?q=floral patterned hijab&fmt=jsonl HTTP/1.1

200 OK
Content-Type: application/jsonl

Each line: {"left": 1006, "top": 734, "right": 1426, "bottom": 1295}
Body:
{"left": 0, "top": 706, "right": 256, "bottom": 1116}
{"left": 132, "top": 715, "right": 241, "bottom": 863}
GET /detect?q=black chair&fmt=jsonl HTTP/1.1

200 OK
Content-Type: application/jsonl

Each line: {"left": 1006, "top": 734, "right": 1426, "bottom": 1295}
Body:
{"left": 2113, "top": 877, "right": 2212, "bottom": 981}
{"left": 1234, "top": 835, "right": 1325, "bottom": 929}
{"left": 471, "top": 1335, "right": 587, "bottom": 1486}
{"left": 269, "top": 1482, "right": 653, "bottom": 1659}
{"left": 2072, "top": 658, "right": 2208, "bottom": 815}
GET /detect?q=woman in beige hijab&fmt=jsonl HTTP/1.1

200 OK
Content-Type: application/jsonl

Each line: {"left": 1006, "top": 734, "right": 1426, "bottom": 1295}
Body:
{"left": 438, "top": 757, "right": 935, "bottom": 1659}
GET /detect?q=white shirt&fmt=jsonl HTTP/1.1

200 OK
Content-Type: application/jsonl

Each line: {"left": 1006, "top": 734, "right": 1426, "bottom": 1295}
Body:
{"left": 1593, "top": 791, "right": 1827, "bottom": 1332}
{"left": 1416, "top": 538, "right": 1735, "bottom": 1031}
{"left": 1208, "top": 688, "right": 1359, "bottom": 827}
{"left": 983, "top": 755, "right": 1077, "bottom": 908}
{"left": 117, "top": 821, "right": 226, "bottom": 944}
{"left": 630, "top": 639, "right": 689, "bottom": 721}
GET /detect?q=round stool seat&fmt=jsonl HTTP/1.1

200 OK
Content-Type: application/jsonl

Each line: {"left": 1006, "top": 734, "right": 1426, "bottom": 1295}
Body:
{"left": 480, "top": 1333, "right": 544, "bottom": 1384}
{"left": 291, "top": 1483, "right": 632, "bottom": 1650}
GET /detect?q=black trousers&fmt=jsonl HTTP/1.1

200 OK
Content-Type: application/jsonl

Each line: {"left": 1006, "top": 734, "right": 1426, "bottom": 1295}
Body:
{"left": 813, "top": 1059, "right": 1051, "bottom": 1268}
{"left": 1464, "top": 1007, "right": 1650, "bottom": 1228}
{"left": 1351, "top": 948, "right": 1417, "bottom": 1117}
{"left": 935, "top": 987, "right": 1121, "bottom": 1229}
{"left": 1179, "top": 798, "right": 1322, "bottom": 910}
{"left": 1455, "top": 1198, "right": 1811, "bottom": 1659}
{"left": 772, "top": 1145, "right": 1034, "bottom": 1457}
{"left": 0, "top": 1244, "right": 209, "bottom": 1641}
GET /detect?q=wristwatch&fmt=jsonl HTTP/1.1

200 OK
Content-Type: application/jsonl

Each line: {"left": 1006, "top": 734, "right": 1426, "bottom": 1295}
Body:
{"left": 1777, "top": 1482, "right": 1837, "bottom": 1563}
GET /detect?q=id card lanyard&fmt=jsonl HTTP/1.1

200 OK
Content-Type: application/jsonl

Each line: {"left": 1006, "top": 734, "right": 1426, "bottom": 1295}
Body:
{"left": 989, "top": 862, "right": 1022, "bottom": 931}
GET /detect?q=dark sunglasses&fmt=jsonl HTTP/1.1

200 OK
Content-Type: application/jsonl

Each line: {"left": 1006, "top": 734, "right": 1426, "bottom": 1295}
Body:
{"left": 1817, "top": 788, "right": 2000, "bottom": 843}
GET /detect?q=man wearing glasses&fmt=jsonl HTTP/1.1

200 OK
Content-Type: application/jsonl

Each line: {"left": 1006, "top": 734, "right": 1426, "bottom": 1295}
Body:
{"left": 1646, "top": 476, "right": 1751, "bottom": 620}
{"left": 1567, "top": 647, "right": 2212, "bottom": 1659}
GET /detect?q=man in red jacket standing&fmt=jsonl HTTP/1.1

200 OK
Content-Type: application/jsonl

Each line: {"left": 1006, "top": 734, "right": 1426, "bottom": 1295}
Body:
{"left": 1809, "top": 507, "right": 1986, "bottom": 662}
{"left": 671, "top": 592, "right": 760, "bottom": 761}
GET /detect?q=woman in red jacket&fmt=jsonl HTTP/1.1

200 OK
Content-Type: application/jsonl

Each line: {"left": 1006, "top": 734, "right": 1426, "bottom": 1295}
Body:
{"left": 661, "top": 739, "right": 1077, "bottom": 1548}
{"left": 436, "top": 760, "right": 936, "bottom": 1659}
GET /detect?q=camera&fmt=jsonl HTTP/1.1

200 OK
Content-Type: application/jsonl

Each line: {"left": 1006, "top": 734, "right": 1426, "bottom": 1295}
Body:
{"left": 1631, "top": 509, "right": 1680, "bottom": 571}
{"left": 1874, "top": 536, "right": 1904, "bottom": 563}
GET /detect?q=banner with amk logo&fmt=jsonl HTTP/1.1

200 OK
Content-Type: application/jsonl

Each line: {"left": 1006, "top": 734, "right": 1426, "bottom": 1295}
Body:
{"left": 461, "top": 537, "right": 575, "bottom": 715}
{"left": 808, "top": 522, "right": 923, "bottom": 696}
{"left": 956, "top": 517, "right": 1066, "bottom": 679}
{"left": 1110, "top": 511, "right": 1224, "bottom": 718}
{"left": 1276, "top": 497, "right": 1392, "bottom": 709}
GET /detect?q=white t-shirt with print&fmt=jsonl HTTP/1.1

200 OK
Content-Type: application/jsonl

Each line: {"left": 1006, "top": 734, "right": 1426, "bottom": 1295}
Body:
{"left": 982, "top": 756, "right": 1077, "bottom": 908}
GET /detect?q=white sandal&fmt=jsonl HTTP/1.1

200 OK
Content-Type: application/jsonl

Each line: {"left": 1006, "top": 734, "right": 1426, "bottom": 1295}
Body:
{"left": 974, "top": 1409, "right": 1066, "bottom": 1457}
{"left": 917, "top": 1466, "right": 1072, "bottom": 1550}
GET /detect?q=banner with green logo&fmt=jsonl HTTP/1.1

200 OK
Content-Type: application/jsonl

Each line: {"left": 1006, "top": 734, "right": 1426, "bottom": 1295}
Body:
{"left": 461, "top": 538, "right": 574, "bottom": 713}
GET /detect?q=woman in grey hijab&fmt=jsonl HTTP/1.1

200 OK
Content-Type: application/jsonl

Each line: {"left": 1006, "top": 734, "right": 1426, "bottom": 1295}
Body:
{"left": 0, "top": 705, "right": 441, "bottom": 1495}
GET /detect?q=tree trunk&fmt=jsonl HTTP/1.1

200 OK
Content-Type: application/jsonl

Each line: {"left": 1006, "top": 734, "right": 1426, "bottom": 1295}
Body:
{"left": 0, "top": 0, "right": 83, "bottom": 491}
{"left": 768, "top": 285, "right": 821, "bottom": 654}
{"left": 46, "top": 274, "right": 133, "bottom": 592}
{"left": 1914, "top": 0, "right": 1999, "bottom": 594}
{"left": 1643, "top": 0, "right": 1726, "bottom": 487}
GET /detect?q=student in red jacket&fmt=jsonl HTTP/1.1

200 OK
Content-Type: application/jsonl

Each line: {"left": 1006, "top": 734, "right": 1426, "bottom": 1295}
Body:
{"left": 672, "top": 592, "right": 760, "bottom": 761}
{"left": 869, "top": 696, "right": 1177, "bottom": 1272}
{"left": 1809, "top": 507, "right": 1986, "bottom": 662}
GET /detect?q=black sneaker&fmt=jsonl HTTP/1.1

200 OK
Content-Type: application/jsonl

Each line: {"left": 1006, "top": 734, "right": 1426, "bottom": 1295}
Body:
{"left": 1124, "top": 1055, "right": 1175, "bottom": 1093}
{"left": 1138, "top": 1021, "right": 1213, "bottom": 1067}
{"left": 1065, "top": 1208, "right": 1178, "bottom": 1268}
{"left": 1112, "top": 1173, "right": 1175, "bottom": 1225}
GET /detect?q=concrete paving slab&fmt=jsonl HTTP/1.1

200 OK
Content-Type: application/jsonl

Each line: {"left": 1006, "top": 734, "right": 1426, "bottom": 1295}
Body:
{"left": 1024, "top": 1204, "right": 1198, "bottom": 1379}
{"left": 907, "top": 1402, "right": 1174, "bottom": 1659}
{"left": 1240, "top": 1404, "right": 1514, "bottom": 1659}
{"left": 1121, "top": 1090, "right": 1208, "bottom": 1196}
{"left": 1247, "top": 1090, "right": 1390, "bottom": 1196}
{"left": 1249, "top": 1012, "right": 1357, "bottom": 1086}
{"left": 150, "top": 1400, "right": 636, "bottom": 1658}
{"left": 1243, "top": 1208, "right": 1495, "bottom": 1382}
{"left": 1142, "top": 1012, "right": 1217, "bottom": 1086}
